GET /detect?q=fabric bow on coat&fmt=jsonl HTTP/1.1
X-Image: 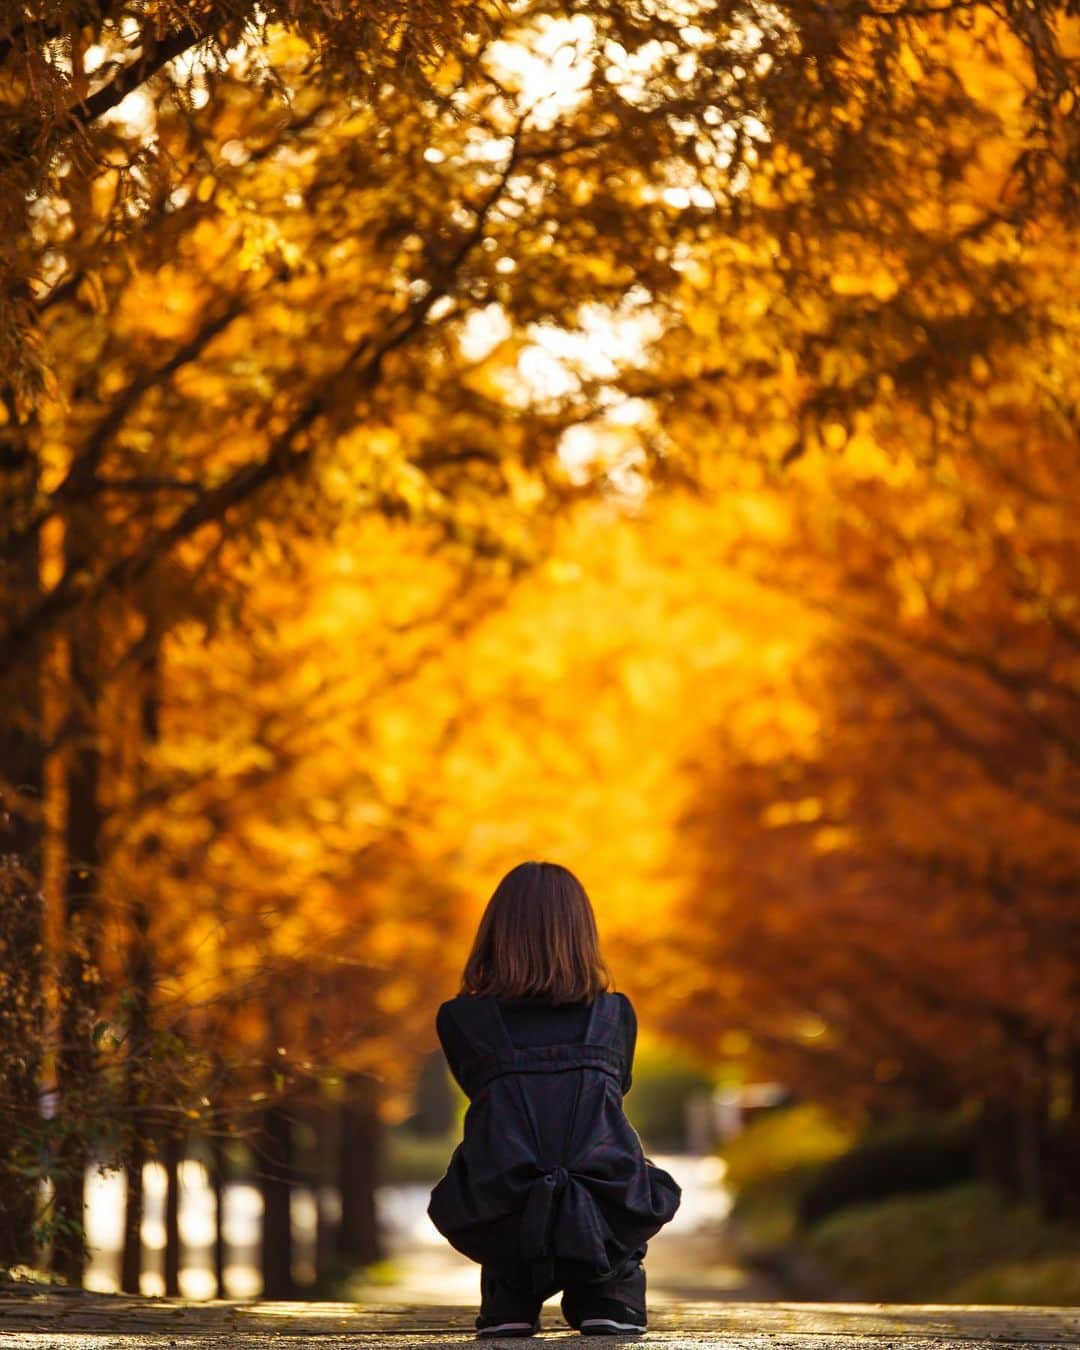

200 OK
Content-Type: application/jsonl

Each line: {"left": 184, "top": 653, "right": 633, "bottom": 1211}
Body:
{"left": 519, "top": 1163, "right": 613, "bottom": 1291}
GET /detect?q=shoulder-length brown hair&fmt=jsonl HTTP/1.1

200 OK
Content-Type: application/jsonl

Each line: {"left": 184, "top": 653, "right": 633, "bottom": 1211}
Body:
{"left": 461, "top": 861, "right": 611, "bottom": 1003}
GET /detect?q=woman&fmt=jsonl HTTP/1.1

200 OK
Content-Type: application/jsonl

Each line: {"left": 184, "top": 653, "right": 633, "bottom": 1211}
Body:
{"left": 428, "top": 860, "right": 681, "bottom": 1336}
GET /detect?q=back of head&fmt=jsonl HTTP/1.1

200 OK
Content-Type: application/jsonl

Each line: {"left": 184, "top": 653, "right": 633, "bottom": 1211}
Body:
{"left": 461, "top": 860, "right": 611, "bottom": 1004}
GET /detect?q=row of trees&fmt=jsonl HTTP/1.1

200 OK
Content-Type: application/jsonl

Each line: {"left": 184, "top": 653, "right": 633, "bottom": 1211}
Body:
{"left": 649, "top": 3, "right": 1080, "bottom": 1213}
{"left": 2, "top": 0, "right": 1077, "bottom": 1288}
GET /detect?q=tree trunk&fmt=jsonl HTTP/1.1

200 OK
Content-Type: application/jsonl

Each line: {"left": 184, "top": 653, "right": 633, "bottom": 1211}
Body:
{"left": 0, "top": 860, "right": 44, "bottom": 1268}
{"left": 260, "top": 1102, "right": 295, "bottom": 1299}
{"left": 53, "top": 596, "right": 104, "bottom": 1285}
{"left": 976, "top": 1098, "right": 1020, "bottom": 1196}
{"left": 121, "top": 627, "right": 160, "bottom": 1293}
{"left": 1015, "top": 1061, "right": 1050, "bottom": 1214}
{"left": 163, "top": 1132, "right": 182, "bottom": 1296}
{"left": 1051, "top": 1129, "right": 1080, "bottom": 1221}
{"left": 120, "top": 1139, "right": 146, "bottom": 1293}
{"left": 412, "top": 1050, "right": 454, "bottom": 1136}
{"left": 0, "top": 398, "right": 46, "bottom": 1268}
{"left": 336, "top": 1073, "right": 381, "bottom": 1268}
{"left": 314, "top": 1104, "right": 339, "bottom": 1288}
{"left": 1044, "top": 1042, "right": 1080, "bottom": 1222}
{"left": 977, "top": 1088, "right": 1053, "bottom": 1214}
{"left": 210, "top": 1123, "right": 227, "bottom": 1297}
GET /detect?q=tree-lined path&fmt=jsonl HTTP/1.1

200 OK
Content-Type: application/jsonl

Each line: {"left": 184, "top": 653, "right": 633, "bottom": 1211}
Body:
{"left": 3, "top": 0, "right": 1078, "bottom": 1325}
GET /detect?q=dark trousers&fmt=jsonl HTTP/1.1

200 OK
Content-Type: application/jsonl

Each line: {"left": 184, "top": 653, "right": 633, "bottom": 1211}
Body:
{"left": 479, "top": 1245, "right": 647, "bottom": 1328}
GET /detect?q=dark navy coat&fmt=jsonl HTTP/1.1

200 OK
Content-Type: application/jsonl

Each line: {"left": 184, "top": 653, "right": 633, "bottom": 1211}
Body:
{"left": 427, "top": 992, "right": 681, "bottom": 1288}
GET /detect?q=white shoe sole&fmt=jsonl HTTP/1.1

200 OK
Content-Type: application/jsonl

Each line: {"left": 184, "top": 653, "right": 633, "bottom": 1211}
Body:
{"left": 477, "top": 1322, "right": 537, "bottom": 1337}
{"left": 580, "top": 1318, "right": 646, "bottom": 1335}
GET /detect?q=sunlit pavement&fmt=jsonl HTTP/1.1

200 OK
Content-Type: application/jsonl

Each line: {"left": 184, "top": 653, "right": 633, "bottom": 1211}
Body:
{"left": 4, "top": 1154, "right": 1077, "bottom": 1345}
{"left": 2, "top": 1294, "right": 1077, "bottom": 1347}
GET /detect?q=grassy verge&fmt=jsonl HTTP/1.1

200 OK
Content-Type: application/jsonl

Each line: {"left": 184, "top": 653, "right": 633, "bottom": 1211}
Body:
{"left": 806, "top": 1183, "right": 1080, "bottom": 1304}
{"left": 722, "top": 1103, "right": 855, "bottom": 1251}
{"left": 721, "top": 1107, "right": 1080, "bottom": 1305}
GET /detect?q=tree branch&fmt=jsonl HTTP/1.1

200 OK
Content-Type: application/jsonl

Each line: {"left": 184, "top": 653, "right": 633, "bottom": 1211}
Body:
{"left": 0, "top": 130, "right": 525, "bottom": 673}
{"left": 74, "top": 23, "right": 210, "bottom": 129}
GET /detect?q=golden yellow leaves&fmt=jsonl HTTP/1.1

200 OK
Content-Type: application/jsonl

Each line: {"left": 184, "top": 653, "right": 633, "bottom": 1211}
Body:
{"left": 829, "top": 268, "right": 900, "bottom": 301}
{"left": 750, "top": 145, "right": 815, "bottom": 209}
{"left": 75, "top": 272, "right": 110, "bottom": 316}
{"left": 1056, "top": 14, "right": 1080, "bottom": 61}
{"left": 502, "top": 458, "right": 547, "bottom": 511}
{"left": 811, "top": 825, "right": 856, "bottom": 855}
{"left": 826, "top": 235, "right": 906, "bottom": 302}
{"left": 760, "top": 797, "right": 825, "bottom": 828}
{"left": 114, "top": 266, "right": 206, "bottom": 341}
{"left": 821, "top": 422, "right": 848, "bottom": 451}
{"left": 458, "top": 336, "right": 529, "bottom": 401}
{"left": 897, "top": 43, "right": 924, "bottom": 86}
{"left": 262, "top": 27, "right": 317, "bottom": 70}
{"left": 944, "top": 14, "right": 1035, "bottom": 115}
{"left": 16, "top": 0, "right": 1078, "bottom": 1141}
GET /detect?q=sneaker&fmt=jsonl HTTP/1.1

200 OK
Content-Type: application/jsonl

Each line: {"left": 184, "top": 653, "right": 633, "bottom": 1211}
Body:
{"left": 476, "top": 1316, "right": 541, "bottom": 1337}
{"left": 578, "top": 1300, "right": 646, "bottom": 1336}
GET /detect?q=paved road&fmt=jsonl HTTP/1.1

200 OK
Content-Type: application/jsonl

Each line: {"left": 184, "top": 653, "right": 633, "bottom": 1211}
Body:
{"left": 1, "top": 1293, "right": 1077, "bottom": 1347}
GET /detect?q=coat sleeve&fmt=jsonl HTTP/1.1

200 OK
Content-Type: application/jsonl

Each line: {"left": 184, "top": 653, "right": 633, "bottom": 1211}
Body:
{"left": 435, "top": 999, "right": 469, "bottom": 1095}
{"left": 616, "top": 992, "right": 637, "bottom": 1094}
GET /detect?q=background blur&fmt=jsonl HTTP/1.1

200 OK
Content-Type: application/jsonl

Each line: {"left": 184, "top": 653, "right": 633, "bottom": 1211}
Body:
{"left": 1, "top": 0, "right": 1077, "bottom": 1310}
